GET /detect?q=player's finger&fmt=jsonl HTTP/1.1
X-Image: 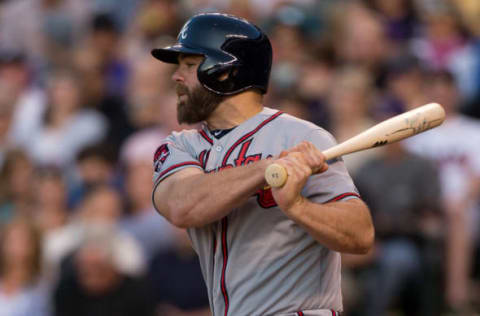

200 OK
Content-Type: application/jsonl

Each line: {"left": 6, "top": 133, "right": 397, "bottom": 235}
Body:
{"left": 300, "top": 142, "right": 321, "bottom": 169}
{"left": 281, "top": 142, "right": 328, "bottom": 174}
{"left": 274, "top": 153, "right": 311, "bottom": 179}
{"left": 282, "top": 154, "right": 312, "bottom": 179}
{"left": 303, "top": 142, "right": 330, "bottom": 173}
{"left": 289, "top": 141, "right": 324, "bottom": 173}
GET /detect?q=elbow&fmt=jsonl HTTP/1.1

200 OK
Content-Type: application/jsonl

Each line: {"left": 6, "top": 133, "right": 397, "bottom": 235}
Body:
{"left": 154, "top": 199, "right": 193, "bottom": 228}
{"left": 354, "top": 224, "right": 375, "bottom": 254}
{"left": 169, "top": 211, "right": 193, "bottom": 228}
{"left": 166, "top": 200, "right": 209, "bottom": 228}
{"left": 166, "top": 203, "right": 194, "bottom": 228}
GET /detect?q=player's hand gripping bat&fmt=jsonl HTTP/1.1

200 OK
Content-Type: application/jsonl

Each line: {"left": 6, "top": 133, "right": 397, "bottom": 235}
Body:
{"left": 265, "top": 103, "right": 446, "bottom": 188}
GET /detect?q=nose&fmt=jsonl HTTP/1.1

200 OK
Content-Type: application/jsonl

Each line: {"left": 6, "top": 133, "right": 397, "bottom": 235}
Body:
{"left": 172, "top": 67, "right": 184, "bottom": 83}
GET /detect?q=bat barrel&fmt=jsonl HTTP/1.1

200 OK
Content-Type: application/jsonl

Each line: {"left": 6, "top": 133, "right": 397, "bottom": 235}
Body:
{"left": 323, "top": 103, "right": 445, "bottom": 161}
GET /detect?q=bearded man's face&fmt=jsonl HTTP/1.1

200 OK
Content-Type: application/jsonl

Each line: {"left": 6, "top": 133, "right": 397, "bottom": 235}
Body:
{"left": 176, "top": 83, "right": 224, "bottom": 124}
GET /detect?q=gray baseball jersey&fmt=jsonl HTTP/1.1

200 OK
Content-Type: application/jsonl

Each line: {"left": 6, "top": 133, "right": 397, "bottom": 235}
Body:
{"left": 153, "top": 107, "right": 359, "bottom": 316}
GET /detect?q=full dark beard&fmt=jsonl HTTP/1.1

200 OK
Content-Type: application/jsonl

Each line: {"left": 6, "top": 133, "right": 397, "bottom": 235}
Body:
{"left": 176, "top": 84, "right": 224, "bottom": 124}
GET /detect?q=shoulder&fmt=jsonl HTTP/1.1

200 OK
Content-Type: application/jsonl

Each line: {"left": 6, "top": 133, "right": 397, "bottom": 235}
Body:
{"left": 264, "top": 107, "right": 333, "bottom": 139}
{"left": 278, "top": 112, "right": 337, "bottom": 148}
{"left": 167, "top": 128, "right": 203, "bottom": 146}
{"left": 257, "top": 108, "right": 337, "bottom": 151}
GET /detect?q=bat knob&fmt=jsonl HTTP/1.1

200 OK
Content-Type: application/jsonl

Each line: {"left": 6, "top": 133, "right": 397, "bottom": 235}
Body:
{"left": 265, "top": 163, "right": 288, "bottom": 188}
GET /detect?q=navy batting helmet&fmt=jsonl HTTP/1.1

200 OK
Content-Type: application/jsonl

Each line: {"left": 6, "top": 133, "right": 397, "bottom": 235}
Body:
{"left": 151, "top": 13, "right": 272, "bottom": 95}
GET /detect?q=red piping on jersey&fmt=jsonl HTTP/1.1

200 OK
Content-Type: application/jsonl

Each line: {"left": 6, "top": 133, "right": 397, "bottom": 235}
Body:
{"left": 331, "top": 310, "right": 336, "bottom": 316}
{"left": 220, "top": 217, "right": 230, "bottom": 316}
{"left": 199, "top": 129, "right": 214, "bottom": 145}
{"left": 199, "top": 150, "right": 206, "bottom": 167}
{"left": 205, "top": 150, "right": 211, "bottom": 167}
{"left": 326, "top": 192, "right": 360, "bottom": 203}
{"left": 156, "top": 161, "right": 203, "bottom": 180}
{"left": 221, "top": 111, "right": 284, "bottom": 166}
{"left": 199, "top": 150, "right": 211, "bottom": 168}
{"left": 213, "top": 233, "right": 217, "bottom": 271}
{"left": 296, "top": 312, "right": 304, "bottom": 316}
{"left": 217, "top": 111, "right": 283, "bottom": 315}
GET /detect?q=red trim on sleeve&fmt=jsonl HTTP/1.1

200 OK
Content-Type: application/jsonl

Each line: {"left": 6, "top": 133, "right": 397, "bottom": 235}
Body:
{"left": 326, "top": 192, "right": 360, "bottom": 203}
{"left": 331, "top": 310, "right": 336, "bottom": 316}
{"left": 297, "top": 312, "right": 304, "bottom": 316}
{"left": 156, "top": 161, "right": 203, "bottom": 180}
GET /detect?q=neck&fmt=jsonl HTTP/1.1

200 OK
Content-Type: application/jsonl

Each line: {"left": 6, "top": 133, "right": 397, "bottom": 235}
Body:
{"left": 206, "top": 91, "right": 263, "bottom": 130}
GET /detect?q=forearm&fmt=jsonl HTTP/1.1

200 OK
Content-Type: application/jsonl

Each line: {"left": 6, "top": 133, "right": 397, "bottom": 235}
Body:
{"left": 154, "top": 159, "right": 270, "bottom": 228}
{"left": 284, "top": 198, "right": 374, "bottom": 254}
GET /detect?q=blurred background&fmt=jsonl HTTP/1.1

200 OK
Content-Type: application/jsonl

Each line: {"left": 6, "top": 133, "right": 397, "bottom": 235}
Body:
{"left": 0, "top": 0, "right": 479, "bottom": 315}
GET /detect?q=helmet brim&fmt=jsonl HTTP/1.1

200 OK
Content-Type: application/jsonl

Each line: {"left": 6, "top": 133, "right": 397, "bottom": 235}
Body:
{"left": 151, "top": 44, "right": 204, "bottom": 64}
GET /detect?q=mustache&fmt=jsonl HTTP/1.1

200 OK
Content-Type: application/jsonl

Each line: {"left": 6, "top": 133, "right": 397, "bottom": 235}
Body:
{"left": 176, "top": 84, "right": 189, "bottom": 96}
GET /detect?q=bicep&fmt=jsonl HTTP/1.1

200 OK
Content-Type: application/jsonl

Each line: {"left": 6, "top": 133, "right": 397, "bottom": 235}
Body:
{"left": 152, "top": 167, "right": 204, "bottom": 218}
{"left": 328, "top": 198, "right": 373, "bottom": 226}
{"left": 326, "top": 197, "right": 368, "bottom": 211}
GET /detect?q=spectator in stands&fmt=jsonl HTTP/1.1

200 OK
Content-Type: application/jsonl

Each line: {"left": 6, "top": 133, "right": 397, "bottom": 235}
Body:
{"left": 148, "top": 226, "right": 209, "bottom": 316}
{"left": 68, "top": 143, "right": 119, "bottom": 209}
{"left": 0, "top": 150, "right": 35, "bottom": 223}
{"left": 352, "top": 141, "right": 444, "bottom": 316}
{"left": 374, "top": 54, "right": 427, "bottom": 118}
{"left": 74, "top": 13, "right": 133, "bottom": 154}
{"left": 0, "top": 217, "right": 50, "bottom": 316}
{"left": 367, "top": 0, "right": 418, "bottom": 44}
{"left": 53, "top": 230, "right": 155, "bottom": 316}
{"left": 24, "top": 69, "right": 107, "bottom": 168}
{"left": 126, "top": 54, "right": 172, "bottom": 130}
{"left": 120, "top": 128, "right": 174, "bottom": 261}
{"left": 405, "top": 69, "right": 480, "bottom": 313}
{"left": 0, "top": 50, "right": 45, "bottom": 151}
{"left": 0, "top": 81, "right": 16, "bottom": 168}
{"left": 411, "top": 1, "right": 468, "bottom": 70}
{"left": 33, "top": 167, "right": 69, "bottom": 234}
{"left": 43, "top": 185, "right": 145, "bottom": 281}
{"left": 326, "top": 65, "right": 381, "bottom": 173}
{"left": 0, "top": 0, "right": 91, "bottom": 66}
{"left": 330, "top": 1, "right": 389, "bottom": 73}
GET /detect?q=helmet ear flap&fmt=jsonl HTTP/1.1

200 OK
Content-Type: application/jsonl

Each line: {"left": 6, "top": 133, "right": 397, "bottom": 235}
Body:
{"left": 198, "top": 63, "right": 240, "bottom": 95}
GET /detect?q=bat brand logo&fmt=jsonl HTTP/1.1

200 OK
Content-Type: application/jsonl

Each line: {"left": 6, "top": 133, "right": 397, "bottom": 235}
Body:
{"left": 373, "top": 140, "right": 388, "bottom": 147}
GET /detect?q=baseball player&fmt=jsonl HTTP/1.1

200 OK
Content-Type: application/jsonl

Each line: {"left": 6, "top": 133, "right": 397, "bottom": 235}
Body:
{"left": 151, "top": 13, "right": 374, "bottom": 316}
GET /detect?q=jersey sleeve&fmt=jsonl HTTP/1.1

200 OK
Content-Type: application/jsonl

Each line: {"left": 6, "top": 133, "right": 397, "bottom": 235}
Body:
{"left": 152, "top": 134, "right": 204, "bottom": 186}
{"left": 301, "top": 129, "right": 360, "bottom": 203}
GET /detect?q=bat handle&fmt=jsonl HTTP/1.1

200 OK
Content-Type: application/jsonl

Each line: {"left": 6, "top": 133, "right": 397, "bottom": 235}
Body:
{"left": 322, "top": 147, "right": 340, "bottom": 161}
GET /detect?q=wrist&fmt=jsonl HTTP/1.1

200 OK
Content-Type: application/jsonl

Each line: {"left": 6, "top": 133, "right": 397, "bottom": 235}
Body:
{"left": 284, "top": 195, "right": 307, "bottom": 217}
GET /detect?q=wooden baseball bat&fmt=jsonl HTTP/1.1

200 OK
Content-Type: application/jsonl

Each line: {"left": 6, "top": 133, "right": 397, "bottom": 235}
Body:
{"left": 265, "top": 103, "right": 446, "bottom": 188}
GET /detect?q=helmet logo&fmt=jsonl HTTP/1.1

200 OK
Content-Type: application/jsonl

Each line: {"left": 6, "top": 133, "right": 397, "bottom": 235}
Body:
{"left": 178, "top": 22, "right": 190, "bottom": 40}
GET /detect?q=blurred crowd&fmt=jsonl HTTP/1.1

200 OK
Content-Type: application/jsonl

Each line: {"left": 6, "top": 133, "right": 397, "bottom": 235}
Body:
{"left": 0, "top": 0, "right": 479, "bottom": 315}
